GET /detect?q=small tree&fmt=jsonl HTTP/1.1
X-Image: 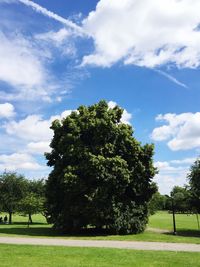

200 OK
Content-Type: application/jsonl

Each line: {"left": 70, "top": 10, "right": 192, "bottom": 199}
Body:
{"left": 18, "top": 179, "right": 46, "bottom": 224}
{"left": 0, "top": 171, "right": 28, "bottom": 224}
{"left": 45, "top": 100, "right": 157, "bottom": 234}
{"left": 18, "top": 193, "right": 44, "bottom": 225}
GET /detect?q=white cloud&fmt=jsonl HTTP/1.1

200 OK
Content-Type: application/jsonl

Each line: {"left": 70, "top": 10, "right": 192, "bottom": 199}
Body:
{"left": 4, "top": 115, "right": 52, "bottom": 142}
{"left": 27, "top": 141, "right": 51, "bottom": 155}
{"left": 35, "top": 28, "right": 76, "bottom": 57}
{"left": 0, "top": 153, "right": 45, "bottom": 171}
{"left": 170, "top": 157, "right": 196, "bottom": 165}
{"left": 0, "top": 109, "right": 76, "bottom": 176}
{"left": 36, "top": 28, "right": 71, "bottom": 44}
{"left": 4, "top": 110, "right": 73, "bottom": 142}
{"left": 0, "top": 103, "right": 15, "bottom": 118}
{"left": 108, "top": 101, "right": 132, "bottom": 124}
{"left": 82, "top": 0, "right": 200, "bottom": 69}
{"left": 154, "top": 172, "right": 187, "bottom": 195}
{"left": 0, "top": 31, "right": 45, "bottom": 90}
{"left": 151, "top": 112, "right": 200, "bottom": 151}
{"left": 154, "top": 157, "right": 196, "bottom": 194}
{"left": 0, "top": 31, "right": 62, "bottom": 102}
{"left": 0, "top": 109, "right": 75, "bottom": 173}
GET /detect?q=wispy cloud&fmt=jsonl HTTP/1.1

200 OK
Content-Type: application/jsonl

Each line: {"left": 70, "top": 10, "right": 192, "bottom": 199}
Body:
{"left": 17, "top": 0, "right": 85, "bottom": 35}
{"left": 155, "top": 70, "right": 188, "bottom": 89}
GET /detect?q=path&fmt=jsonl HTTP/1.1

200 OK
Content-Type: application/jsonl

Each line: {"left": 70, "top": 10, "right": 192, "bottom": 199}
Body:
{"left": 147, "top": 227, "right": 171, "bottom": 234}
{"left": 0, "top": 237, "right": 199, "bottom": 252}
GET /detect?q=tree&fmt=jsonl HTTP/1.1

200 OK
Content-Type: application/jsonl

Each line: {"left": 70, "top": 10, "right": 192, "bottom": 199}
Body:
{"left": 170, "top": 186, "right": 191, "bottom": 213}
{"left": 187, "top": 159, "right": 200, "bottom": 213}
{"left": 18, "top": 179, "right": 46, "bottom": 224}
{"left": 0, "top": 172, "right": 28, "bottom": 224}
{"left": 148, "top": 191, "right": 167, "bottom": 215}
{"left": 45, "top": 100, "right": 157, "bottom": 234}
{"left": 18, "top": 193, "right": 44, "bottom": 225}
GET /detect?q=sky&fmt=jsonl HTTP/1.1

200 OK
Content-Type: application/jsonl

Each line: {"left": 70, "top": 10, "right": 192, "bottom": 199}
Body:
{"left": 0, "top": 0, "right": 200, "bottom": 194}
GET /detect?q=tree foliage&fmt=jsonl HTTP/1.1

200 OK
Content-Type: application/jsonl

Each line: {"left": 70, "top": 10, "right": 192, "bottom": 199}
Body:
{"left": 45, "top": 101, "right": 157, "bottom": 234}
{"left": 187, "top": 159, "right": 200, "bottom": 213}
{"left": 18, "top": 179, "right": 46, "bottom": 224}
{"left": 18, "top": 193, "right": 44, "bottom": 224}
{"left": 0, "top": 171, "right": 28, "bottom": 223}
{"left": 170, "top": 186, "right": 192, "bottom": 213}
{"left": 148, "top": 190, "right": 167, "bottom": 215}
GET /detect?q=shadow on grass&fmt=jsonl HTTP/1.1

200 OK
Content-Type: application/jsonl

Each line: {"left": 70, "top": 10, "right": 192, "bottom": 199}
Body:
{"left": 0, "top": 225, "right": 57, "bottom": 237}
{"left": 0, "top": 223, "right": 199, "bottom": 239}
{"left": 0, "top": 224, "right": 112, "bottom": 238}
{"left": 164, "top": 229, "right": 200, "bottom": 238}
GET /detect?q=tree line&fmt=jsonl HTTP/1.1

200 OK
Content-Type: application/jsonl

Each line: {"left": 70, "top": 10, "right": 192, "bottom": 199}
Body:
{"left": 0, "top": 172, "right": 45, "bottom": 224}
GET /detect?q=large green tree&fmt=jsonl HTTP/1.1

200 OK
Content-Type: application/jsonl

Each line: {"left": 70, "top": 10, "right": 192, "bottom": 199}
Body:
{"left": 45, "top": 101, "right": 157, "bottom": 234}
{"left": 187, "top": 159, "right": 200, "bottom": 213}
{"left": 0, "top": 172, "right": 28, "bottom": 223}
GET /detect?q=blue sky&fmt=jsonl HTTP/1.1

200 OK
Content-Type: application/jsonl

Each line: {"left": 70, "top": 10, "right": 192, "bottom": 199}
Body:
{"left": 0, "top": 0, "right": 200, "bottom": 194}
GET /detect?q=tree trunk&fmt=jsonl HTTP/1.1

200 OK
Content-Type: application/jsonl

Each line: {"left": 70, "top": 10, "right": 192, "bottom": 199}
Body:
{"left": 9, "top": 212, "right": 12, "bottom": 224}
{"left": 196, "top": 213, "right": 200, "bottom": 230}
{"left": 28, "top": 214, "right": 33, "bottom": 224}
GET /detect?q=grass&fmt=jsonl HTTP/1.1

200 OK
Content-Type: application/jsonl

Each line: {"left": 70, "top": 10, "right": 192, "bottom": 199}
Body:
{"left": 149, "top": 211, "right": 199, "bottom": 230}
{"left": 0, "top": 212, "right": 199, "bottom": 244}
{"left": 0, "top": 244, "right": 200, "bottom": 267}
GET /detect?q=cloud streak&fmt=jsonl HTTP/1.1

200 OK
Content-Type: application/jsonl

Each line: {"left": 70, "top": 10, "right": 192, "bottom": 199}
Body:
{"left": 155, "top": 70, "right": 188, "bottom": 89}
{"left": 18, "top": 0, "right": 85, "bottom": 35}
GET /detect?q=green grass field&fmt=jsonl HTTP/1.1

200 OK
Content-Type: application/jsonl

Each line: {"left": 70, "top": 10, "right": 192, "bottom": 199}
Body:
{"left": 0, "top": 244, "right": 199, "bottom": 267}
{"left": 149, "top": 211, "right": 199, "bottom": 230}
{"left": 0, "top": 212, "right": 199, "bottom": 244}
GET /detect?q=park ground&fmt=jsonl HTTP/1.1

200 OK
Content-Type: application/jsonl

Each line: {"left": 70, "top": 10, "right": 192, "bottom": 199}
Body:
{"left": 0, "top": 211, "right": 199, "bottom": 244}
{"left": 0, "top": 211, "right": 199, "bottom": 266}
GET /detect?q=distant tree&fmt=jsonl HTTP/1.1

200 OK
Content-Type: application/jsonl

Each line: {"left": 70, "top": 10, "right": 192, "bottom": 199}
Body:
{"left": 18, "top": 179, "right": 46, "bottom": 224}
{"left": 45, "top": 100, "right": 157, "bottom": 234}
{"left": 28, "top": 179, "right": 45, "bottom": 197}
{"left": 18, "top": 193, "right": 44, "bottom": 225}
{"left": 163, "top": 195, "right": 172, "bottom": 211}
{"left": 0, "top": 172, "right": 28, "bottom": 224}
{"left": 170, "top": 186, "right": 191, "bottom": 213}
{"left": 187, "top": 159, "right": 200, "bottom": 213}
{"left": 148, "top": 190, "right": 167, "bottom": 215}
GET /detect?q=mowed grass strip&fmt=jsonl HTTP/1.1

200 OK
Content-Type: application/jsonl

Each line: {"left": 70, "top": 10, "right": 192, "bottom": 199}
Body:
{"left": 0, "top": 212, "right": 199, "bottom": 244}
{"left": 0, "top": 244, "right": 200, "bottom": 267}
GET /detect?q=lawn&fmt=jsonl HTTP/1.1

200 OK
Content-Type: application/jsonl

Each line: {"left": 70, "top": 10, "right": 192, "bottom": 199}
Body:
{"left": 0, "top": 244, "right": 200, "bottom": 267}
{"left": 0, "top": 212, "right": 199, "bottom": 244}
{"left": 149, "top": 211, "right": 199, "bottom": 230}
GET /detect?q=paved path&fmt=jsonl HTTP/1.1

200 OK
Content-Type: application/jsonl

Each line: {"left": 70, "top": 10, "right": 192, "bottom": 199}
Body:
{"left": 147, "top": 227, "right": 171, "bottom": 234}
{"left": 0, "top": 237, "right": 199, "bottom": 252}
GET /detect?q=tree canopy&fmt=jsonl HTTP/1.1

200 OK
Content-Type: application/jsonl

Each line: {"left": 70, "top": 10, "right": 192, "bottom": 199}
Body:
{"left": 45, "top": 100, "right": 157, "bottom": 234}
{"left": 18, "top": 179, "right": 46, "bottom": 224}
{"left": 170, "top": 186, "right": 192, "bottom": 213}
{"left": 0, "top": 171, "right": 28, "bottom": 223}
